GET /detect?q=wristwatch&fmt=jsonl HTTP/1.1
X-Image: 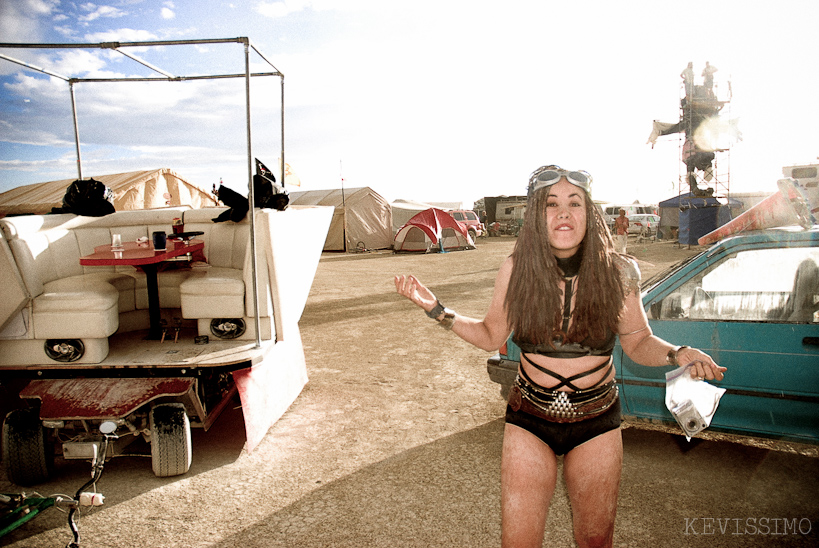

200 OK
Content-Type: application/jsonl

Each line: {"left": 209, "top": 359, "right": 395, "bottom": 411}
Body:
{"left": 666, "top": 345, "right": 690, "bottom": 367}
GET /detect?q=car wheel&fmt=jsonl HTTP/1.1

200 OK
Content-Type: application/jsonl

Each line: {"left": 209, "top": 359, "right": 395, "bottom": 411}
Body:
{"left": 2, "top": 408, "right": 53, "bottom": 485}
{"left": 150, "top": 403, "right": 192, "bottom": 477}
{"left": 468, "top": 229, "right": 477, "bottom": 242}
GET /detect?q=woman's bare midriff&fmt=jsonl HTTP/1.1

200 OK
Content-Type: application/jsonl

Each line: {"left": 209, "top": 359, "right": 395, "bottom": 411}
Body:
{"left": 520, "top": 353, "right": 615, "bottom": 392}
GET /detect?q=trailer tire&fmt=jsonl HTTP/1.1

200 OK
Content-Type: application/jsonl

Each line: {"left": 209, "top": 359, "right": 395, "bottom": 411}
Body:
{"left": 150, "top": 403, "right": 192, "bottom": 477}
{"left": 2, "top": 408, "right": 53, "bottom": 486}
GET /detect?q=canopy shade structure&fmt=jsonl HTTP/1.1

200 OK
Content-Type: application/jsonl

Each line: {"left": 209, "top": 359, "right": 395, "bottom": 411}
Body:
{"left": 0, "top": 169, "right": 218, "bottom": 217}
{"left": 288, "top": 187, "right": 393, "bottom": 252}
{"left": 390, "top": 199, "right": 438, "bottom": 234}
{"left": 658, "top": 192, "right": 743, "bottom": 244}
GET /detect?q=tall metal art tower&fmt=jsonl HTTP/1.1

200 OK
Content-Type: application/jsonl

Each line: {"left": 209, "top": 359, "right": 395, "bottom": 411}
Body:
{"left": 678, "top": 61, "right": 732, "bottom": 199}
{"left": 648, "top": 62, "right": 738, "bottom": 245}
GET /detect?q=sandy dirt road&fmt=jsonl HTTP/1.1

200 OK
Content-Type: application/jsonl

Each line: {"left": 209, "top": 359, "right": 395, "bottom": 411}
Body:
{"left": 2, "top": 236, "right": 818, "bottom": 548}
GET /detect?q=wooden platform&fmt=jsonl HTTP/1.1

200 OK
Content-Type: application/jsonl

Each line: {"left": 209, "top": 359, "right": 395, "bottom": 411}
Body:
{"left": 0, "top": 328, "right": 269, "bottom": 375}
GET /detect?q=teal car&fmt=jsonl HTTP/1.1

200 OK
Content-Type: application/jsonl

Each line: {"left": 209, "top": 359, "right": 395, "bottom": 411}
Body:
{"left": 487, "top": 226, "right": 819, "bottom": 444}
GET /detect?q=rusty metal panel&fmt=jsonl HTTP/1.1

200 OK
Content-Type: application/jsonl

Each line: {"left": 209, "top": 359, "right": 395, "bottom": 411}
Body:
{"left": 19, "top": 378, "right": 195, "bottom": 419}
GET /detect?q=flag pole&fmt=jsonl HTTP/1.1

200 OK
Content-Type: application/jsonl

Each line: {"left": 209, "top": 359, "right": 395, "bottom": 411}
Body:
{"left": 340, "top": 159, "right": 347, "bottom": 252}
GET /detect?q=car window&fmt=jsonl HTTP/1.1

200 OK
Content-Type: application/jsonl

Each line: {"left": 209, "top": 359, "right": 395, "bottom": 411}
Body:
{"left": 452, "top": 212, "right": 464, "bottom": 221}
{"left": 465, "top": 211, "right": 478, "bottom": 221}
{"left": 652, "top": 247, "right": 819, "bottom": 322}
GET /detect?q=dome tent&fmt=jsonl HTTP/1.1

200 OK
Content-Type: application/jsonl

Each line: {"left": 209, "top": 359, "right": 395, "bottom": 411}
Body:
{"left": 393, "top": 208, "right": 474, "bottom": 253}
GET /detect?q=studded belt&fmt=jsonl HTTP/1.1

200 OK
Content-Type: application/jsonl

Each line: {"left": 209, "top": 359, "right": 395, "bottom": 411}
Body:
{"left": 508, "top": 374, "right": 619, "bottom": 424}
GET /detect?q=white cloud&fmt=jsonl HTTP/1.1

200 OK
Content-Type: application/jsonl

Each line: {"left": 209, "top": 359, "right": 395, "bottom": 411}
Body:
{"left": 78, "top": 4, "right": 128, "bottom": 22}
{"left": 0, "top": 0, "right": 59, "bottom": 42}
{"left": 254, "top": 0, "right": 347, "bottom": 18}
{"left": 53, "top": 25, "right": 77, "bottom": 38}
{"left": 255, "top": 2, "right": 291, "bottom": 18}
{"left": 83, "top": 29, "right": 160, "bottom": 43}
{"left": 161, "top": 8, "right": 175, "bottom": 20}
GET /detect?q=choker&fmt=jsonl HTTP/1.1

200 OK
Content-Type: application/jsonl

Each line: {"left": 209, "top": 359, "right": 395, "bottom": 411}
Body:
{"left": 556, "top": 250, "right": 582, "bottom": 277}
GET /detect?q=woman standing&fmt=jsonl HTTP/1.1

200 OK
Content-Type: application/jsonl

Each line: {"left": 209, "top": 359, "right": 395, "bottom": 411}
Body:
{"left": 613, "top": 208, "right": 629, "bottom": 253}
{"left": 395, "top": 165, "right": 725, "bottom": 548}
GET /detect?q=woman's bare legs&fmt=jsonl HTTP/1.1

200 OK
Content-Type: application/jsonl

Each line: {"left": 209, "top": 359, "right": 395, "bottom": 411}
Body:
{"left": 500, "top": 424, "right": 622, "bottom": 548}
{"left": 501, "top": 423, "right": 558, "bottom": 548}
{"left": 564, "top": 428, "right": 623, "bottom": 548}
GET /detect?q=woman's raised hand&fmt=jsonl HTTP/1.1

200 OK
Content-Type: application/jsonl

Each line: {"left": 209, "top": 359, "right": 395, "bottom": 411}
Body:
{"left": 394, "top": 275, "right": 437, "bottom": 313}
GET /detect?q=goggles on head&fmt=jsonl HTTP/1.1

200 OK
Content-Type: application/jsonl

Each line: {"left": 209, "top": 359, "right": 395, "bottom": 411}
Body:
{"left": 528, "top": 166, "right": 593, "bottom": 198}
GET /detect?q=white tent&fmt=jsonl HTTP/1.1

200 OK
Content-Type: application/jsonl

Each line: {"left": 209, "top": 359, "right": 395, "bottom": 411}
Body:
{"left": 0, "top": 168, "right": 218, "bottom": 217}
{"left": 288, "top": 187, "right": 393, "bottom": 251}
{"left": 390, "top": 198, "right": 438, "bottom": 234}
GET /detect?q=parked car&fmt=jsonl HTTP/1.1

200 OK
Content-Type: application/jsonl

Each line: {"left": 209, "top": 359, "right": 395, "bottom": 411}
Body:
{"left": 450, "top": 209, "right": 484, "bottom": 241}
{"left": 487, "top": 225, "right": 819, "bottom": 444}
{"left": 627, "top": 213, "right": 661, "bottom": 236}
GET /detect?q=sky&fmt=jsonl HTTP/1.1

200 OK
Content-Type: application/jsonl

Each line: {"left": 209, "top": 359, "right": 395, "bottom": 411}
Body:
{"left": 1, "top": 0, "right": 818, "bottom": 209}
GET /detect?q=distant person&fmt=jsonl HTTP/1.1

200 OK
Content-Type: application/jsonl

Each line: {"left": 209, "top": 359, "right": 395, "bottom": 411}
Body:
{"left": 702, "top": 61, "right": 718, "bottom": 92}
{"left": 680, "top": 62, "right": 694, "bottom": 97}
{"left": 480, "top": 210, "right": 488, "bottom": 233}
{"left": 395, "top": 165, "right": 724, "bottom": 548}
{"left": 614, "top": 209, "right": 629, "bottom": 253}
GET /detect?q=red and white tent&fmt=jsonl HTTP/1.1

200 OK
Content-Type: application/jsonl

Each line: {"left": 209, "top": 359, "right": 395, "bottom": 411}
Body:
{"left": 393, "top": 208, "right": 474, "bottom": 252}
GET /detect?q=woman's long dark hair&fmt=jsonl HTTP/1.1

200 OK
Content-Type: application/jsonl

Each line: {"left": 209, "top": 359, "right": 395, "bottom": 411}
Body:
{"left": 505, "top": 183, "right": 625, "bottom": 346}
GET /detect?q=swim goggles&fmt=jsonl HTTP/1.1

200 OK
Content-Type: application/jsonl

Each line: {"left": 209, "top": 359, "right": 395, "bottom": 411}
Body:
{"left": 528, "top": 166, "right": 593, "bottom": 197}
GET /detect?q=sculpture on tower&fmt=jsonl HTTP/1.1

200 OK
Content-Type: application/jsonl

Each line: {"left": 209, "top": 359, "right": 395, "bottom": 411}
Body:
{"left": 647, "top": 61, "right": 740, "bottom": 197}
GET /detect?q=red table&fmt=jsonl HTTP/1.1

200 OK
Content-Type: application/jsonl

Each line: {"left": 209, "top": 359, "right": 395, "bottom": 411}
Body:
{"left": 80, "top": 238, "right": 204, "bottom": 340}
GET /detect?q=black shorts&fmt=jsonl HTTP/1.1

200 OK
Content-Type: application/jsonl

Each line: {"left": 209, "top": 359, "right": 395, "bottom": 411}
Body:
{"left": 505, "top": 397, "right": 622, "bottom": 456}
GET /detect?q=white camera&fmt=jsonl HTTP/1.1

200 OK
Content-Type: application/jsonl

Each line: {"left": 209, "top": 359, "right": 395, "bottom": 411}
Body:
{"left": 671, "top": 399, "right": 707, "bottom": 438}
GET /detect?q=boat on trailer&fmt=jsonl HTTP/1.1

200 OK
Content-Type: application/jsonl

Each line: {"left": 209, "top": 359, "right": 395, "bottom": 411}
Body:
{"left": 0, "top": 37, "right": 331, "bottom": 484}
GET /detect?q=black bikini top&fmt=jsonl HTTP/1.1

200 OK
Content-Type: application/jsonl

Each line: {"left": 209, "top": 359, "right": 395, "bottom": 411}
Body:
{"left": 514, "top": 332, "right": 616, "bottom": 359}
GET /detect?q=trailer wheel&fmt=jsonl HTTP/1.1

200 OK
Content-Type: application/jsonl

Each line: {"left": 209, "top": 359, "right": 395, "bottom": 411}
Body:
{"left": 2, "top": 408, "right": 53, "bottom": 485}
{"left": 150, "top": 403, "right": 192, "bottom": 477}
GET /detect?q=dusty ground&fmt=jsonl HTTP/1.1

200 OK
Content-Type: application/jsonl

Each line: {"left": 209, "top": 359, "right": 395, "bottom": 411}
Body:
{"left": 2, "top": 236, "right": 818, "bottom": 548}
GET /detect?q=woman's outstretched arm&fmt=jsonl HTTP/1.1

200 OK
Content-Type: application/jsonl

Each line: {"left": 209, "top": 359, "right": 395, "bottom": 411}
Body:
{"left": 395, "top": 256, "right": 514, "bottom": 352}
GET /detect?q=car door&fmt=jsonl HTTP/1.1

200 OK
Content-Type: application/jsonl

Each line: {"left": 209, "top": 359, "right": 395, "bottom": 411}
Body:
{"left": 617, "top": 241, "right": 819, "bottom": 443}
